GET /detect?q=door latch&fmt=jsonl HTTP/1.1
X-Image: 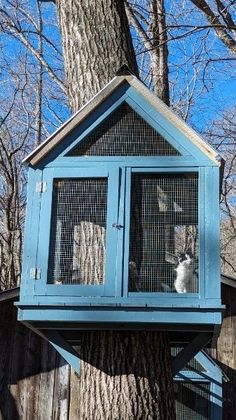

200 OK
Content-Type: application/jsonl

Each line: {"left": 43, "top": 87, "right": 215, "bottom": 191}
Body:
{"left": 112, "top": 223, "right": 123, "bottom": 229}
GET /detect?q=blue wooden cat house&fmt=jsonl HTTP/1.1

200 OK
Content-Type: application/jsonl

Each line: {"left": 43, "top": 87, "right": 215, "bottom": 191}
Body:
{"left": 17, "top": 68, "right": 224, "bottom": 377}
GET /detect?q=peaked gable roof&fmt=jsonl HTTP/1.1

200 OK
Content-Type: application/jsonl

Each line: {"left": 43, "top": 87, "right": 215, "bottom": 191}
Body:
{"left": 24, "top": 74, "right": 221, "bottom": 166}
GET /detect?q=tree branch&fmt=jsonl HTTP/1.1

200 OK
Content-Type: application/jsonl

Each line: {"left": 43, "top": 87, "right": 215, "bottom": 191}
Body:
{"left": 190, "top": 0, "right": 236, "bottom": 54}
{"left": 124, "top": 1, "right": 153, "bottom": 52}
{"left": 0, "top": 9, "right": 67, "bottom": 92}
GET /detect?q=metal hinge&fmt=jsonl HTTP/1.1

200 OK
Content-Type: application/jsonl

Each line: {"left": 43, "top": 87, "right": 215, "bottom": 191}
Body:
{"left": 30, "top": 267, "right": 41, "bottom": 280}
{"left": 36, "top": 181, "right": 47, "bottom": 193}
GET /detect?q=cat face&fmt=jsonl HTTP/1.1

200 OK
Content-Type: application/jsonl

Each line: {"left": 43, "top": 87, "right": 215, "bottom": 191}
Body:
{"left": 177, "top": 251, "right": 194, "bottom": 264}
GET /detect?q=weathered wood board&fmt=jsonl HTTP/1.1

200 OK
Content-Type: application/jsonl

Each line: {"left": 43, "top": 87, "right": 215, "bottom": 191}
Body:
{"left": 0, "top": 300, "right": 73, "bottom": 420}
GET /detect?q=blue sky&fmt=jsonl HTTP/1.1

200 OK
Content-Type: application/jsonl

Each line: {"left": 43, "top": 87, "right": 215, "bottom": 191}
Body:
{"left": 1, "top": 0, "right": 236, "bottom": 139}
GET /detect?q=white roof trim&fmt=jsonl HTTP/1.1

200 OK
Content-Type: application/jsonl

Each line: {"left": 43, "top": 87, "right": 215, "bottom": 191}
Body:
{"left": 24, "top": 74, "right": 222, "bottom": 166}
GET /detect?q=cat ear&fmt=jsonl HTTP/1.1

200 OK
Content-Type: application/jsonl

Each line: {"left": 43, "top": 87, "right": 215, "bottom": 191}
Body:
{"left": 186, "top": 251, "right": 194, "bottom": 259}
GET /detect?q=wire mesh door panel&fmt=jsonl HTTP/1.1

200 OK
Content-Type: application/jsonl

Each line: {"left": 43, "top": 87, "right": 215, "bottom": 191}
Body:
{"left": 128, "top": 173, "right": 199, "bottom": 293}
{"left": 175, "top": 382, "right": 211, "bottom": 419}
{"left": 48, "top": 178, "right": 108, "bottom": 286}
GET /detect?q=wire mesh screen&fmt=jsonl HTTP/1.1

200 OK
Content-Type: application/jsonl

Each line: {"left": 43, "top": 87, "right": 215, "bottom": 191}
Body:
{"left": 48, "top": 178, "right": 107, "bottom": 285}
{"left": 69, "top": 104, "right": 181, "bottom": 156}
{"left": 175, "top": 382, "right": 211, "bottom": 420}
{"left": 128, "top": 173, "right": 198, "bottom": 293}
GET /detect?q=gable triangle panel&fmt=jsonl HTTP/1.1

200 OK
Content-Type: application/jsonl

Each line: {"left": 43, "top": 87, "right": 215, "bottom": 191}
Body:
{"left": 68, "top": 103, "right": 181, "bottom": 156}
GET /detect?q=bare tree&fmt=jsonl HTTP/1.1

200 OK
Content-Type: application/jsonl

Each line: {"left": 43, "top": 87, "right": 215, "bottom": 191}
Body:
{"left": 0, "top": 77, "right": 29, "bottom": 289}
{"left": 125, "top": 0, "right": 170, "bottom": 104}
{"left": 125, "top": 1, "right": 236, "bottom": 124}
{"left": 0, "top": 0, "right": 68, "bottom": 290}
{"left": 189, "top": 0, "right": 236, "bottom": 55}
{"left": 0, "top": 0, "right": 66, "bottom": 92}
{"left": 205, "top": 108, "right": 236, "bottom": 277}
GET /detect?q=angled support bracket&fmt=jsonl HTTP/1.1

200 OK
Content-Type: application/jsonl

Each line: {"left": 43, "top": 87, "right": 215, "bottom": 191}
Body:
{"left": 21, "top": 322, "right": 80, "bottom": 375}
{"left": 42, "top": 330, "right": 80, "bottom": 375}
{"left": 172, "top": 332, "right": 212, "bottom": 376}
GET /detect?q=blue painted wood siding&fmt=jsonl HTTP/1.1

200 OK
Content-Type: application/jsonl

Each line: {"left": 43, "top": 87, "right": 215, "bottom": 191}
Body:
{"left": 19, "top": 81, "right": 221, "bottom": 315}
{"left": 20, "top": 162, "right": 220, "bottom": 306}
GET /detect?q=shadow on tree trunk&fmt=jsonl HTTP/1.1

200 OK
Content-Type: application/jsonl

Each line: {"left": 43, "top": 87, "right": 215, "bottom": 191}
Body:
{"left": 76, "top": 330, "right": 176, "bottom": 420}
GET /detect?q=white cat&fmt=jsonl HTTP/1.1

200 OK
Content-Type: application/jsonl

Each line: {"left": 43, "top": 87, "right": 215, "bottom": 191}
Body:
{"left": 174, "top": 253, "right": 196, "bottom": 293}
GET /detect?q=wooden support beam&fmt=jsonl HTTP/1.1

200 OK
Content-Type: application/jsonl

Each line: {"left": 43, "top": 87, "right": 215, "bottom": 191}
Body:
{"left": 172, "top": 332, "right": 212, "bottom": 376}
{"left": 42, "top": 330, "right": 80, "bottom": 374}
{"left": 21, "top": 322, "right": 80, "bottom": 374}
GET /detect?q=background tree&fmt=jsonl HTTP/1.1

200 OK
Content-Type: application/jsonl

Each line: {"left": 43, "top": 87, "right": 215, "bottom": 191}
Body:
{"left": 205, "top": 108, "right": 236, "bottom": 277}
{"left": 0, "top": 55, "right": 32, "bottom": 289}
{"left": 189, "top": 0, "right": 236, "bottom": 55}
{"left": 0, "top": 0, "right": 68, "bottom": 290}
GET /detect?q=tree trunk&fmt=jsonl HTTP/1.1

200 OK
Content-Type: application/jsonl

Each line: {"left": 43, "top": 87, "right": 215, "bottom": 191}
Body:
{"left": 77, "top": 331, "right": 175, "bottom": 419}
{"left": 35, "top": 0, "right": 43, "bottom": 147}
{"left": 55, "top": 1, "right": 176, "bottom": 418}
{"left": 56, "top": 0, "right": 138, "bottom": 113}
{"left": 125, "top": 0, "right": 169, "bottom": 105}
{"left": 150, "top": 0, "right": 170, "bottom": 105}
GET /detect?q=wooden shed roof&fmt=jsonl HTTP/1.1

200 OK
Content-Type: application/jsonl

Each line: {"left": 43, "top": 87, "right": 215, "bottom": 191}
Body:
{"left": 24, "top": 74, "right": 222, "bottom": 166}
{"left": 0, "top": 287, "right": 20, "bottom": 302}
{"left": 221, "top": 274, "right": 236, "bottom": 289}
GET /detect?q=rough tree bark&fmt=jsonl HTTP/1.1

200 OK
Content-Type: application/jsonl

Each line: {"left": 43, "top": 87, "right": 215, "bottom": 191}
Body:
{"left": 56, "top": 0, "right": 139, "bottom": 113}
{"left": 77, "top": 331, "right": 175, "bottom": 420}
{"left": 150, "top": 0, "right": 170, "bottom": 105}
{"left": 55, "top": 1, "right": 176, "bottom": 418}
